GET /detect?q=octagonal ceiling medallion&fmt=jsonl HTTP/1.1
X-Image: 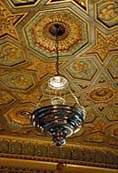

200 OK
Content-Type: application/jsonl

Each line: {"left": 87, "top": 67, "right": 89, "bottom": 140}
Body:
{"left": 24, "top": 9, "right": 89, "bottom": 58}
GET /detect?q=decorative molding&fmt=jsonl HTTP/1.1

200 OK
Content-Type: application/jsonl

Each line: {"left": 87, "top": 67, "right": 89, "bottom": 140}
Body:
{"left": 0, "top": 136, "right": 118, "bottom": 169}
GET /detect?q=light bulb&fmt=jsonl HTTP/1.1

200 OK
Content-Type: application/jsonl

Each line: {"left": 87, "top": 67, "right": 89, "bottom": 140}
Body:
{"left": 48, "top": 75, "right": 68, "bottom": 90}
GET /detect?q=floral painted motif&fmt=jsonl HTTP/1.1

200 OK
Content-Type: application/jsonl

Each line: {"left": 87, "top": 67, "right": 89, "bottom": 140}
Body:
{"left": 0, "top": 43, "right": 25, "bottom": 67}
{"left": 97, "top": 0, "right": 118, "bottom": 27}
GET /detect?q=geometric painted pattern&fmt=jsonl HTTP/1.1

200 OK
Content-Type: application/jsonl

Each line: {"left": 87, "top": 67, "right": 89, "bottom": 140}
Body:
{"left": 0, "top": 1, "right": 22, "bottom": 39}
{"left": 87, "top": 31, "right": 118, "bottom": 62}
{"left": 73, "top": 0, "right": 87, "bottom": 10}
{"left": 0, "top": 1, "right": 118, "bottom": 170}
{"left": 49, "top": 0, "right": 87, "bottom": 11}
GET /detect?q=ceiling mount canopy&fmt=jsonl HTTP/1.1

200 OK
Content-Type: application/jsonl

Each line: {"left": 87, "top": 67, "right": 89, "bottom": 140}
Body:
{"left": 49, "top": 23, "right": 66, "bottom": 37}
{"left": 31, "top": 23, "right": 86, "bottom": 147}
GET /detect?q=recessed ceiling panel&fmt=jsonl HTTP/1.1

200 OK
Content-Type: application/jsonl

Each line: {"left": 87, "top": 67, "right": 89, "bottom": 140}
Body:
{"left": 96, "top": 0, "right": 118, "bottom": 28}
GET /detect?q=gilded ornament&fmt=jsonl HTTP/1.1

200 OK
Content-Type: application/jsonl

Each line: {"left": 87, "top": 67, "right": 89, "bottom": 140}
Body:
{"left": 88, "top": 87, "right": 114, "bottom": 103}
{"left": 24, "top": 9, "right": 88, "bottom": 57}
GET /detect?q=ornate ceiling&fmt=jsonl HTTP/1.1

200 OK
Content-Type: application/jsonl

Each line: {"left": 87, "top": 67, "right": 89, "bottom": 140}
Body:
{"left": 0, "top": 0, "right": 118, "bottom": 172}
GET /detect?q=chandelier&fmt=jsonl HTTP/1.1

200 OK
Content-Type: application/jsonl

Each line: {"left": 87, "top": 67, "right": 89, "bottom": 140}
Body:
{"left": 31, "top": 23, "right": 86, "bottom": 147}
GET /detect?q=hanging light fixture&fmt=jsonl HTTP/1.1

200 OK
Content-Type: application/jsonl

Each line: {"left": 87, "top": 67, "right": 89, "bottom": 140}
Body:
{"left": 31, "top": 23, "right": 86, "bottom": 147}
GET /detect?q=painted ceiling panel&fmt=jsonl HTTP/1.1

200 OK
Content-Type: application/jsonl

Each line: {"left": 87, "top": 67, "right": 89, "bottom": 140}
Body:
{"left": 0, "top": 0, "right": 118, "bottom": 172}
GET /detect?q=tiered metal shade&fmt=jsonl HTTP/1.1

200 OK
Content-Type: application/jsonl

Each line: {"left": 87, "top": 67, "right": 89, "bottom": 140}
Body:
{"left": 31, "top": 105, "right": 85, "bottom": 146}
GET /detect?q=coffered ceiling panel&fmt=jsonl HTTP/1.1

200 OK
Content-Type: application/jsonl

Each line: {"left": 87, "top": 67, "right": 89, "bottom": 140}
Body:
{"left": 0, "top": 0, "right": 118, "bottom": 172}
